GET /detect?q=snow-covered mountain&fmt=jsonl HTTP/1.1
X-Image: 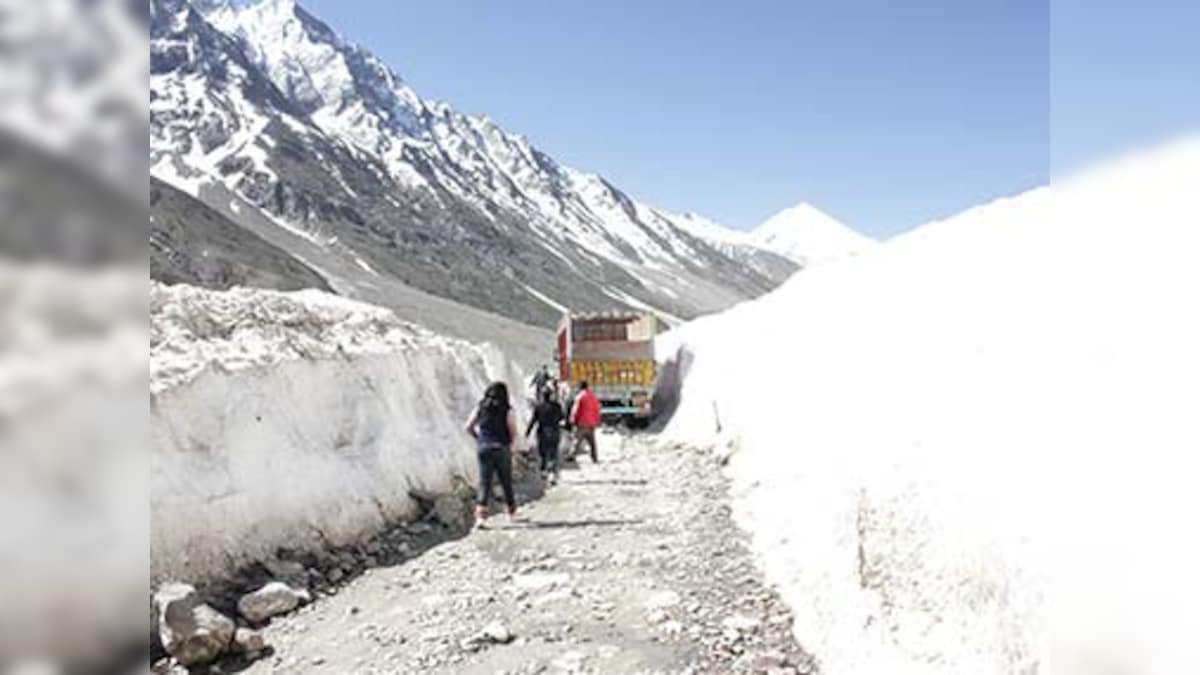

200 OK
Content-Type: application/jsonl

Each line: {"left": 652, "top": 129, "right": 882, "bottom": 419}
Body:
{"left": 149, "top": 0, "right": 798, "bottom": 329}
{"left": 750, "top": 202, "right": 874, "bottom": 266}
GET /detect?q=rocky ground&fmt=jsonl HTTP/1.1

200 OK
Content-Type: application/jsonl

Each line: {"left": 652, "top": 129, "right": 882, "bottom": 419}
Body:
{"left": 165, "top": 431, "right": 817, "bottom": 674}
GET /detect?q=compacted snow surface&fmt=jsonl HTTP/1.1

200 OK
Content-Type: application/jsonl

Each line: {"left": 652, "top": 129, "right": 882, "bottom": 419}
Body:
{"left": 660, "top": 139, "right": 1200, "bottom": 675}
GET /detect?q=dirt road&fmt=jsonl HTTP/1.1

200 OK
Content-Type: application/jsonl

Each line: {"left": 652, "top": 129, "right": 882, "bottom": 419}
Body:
{"left": 241, "top": 431, "right": 815, "bottom": 674}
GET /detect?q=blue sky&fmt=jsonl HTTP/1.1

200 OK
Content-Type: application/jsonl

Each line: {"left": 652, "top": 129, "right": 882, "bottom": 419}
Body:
{"left": 300, "top": 1, "right": 1196, "bottom": 237}
{"left": 1051, "top": 0, "right": 1200, "bottom": 172}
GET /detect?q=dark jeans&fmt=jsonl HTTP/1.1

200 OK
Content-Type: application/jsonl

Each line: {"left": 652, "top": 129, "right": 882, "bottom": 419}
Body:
{"left": 476, "top": 445, "right": 516, "bottom": 513}
{"left": 537, "top": 432, "right": 561, "bottom": 474}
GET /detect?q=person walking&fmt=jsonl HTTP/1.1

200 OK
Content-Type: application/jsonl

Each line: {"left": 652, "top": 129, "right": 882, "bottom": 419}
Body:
{"left": 531, "top": 364, "right": 552, "bottom": 398}
{"left": 570, "top": 381, "right": 601, "bottom": 463}
{"left": 463, "top": 381, "right": 520, "bottom": 527}
{"left": 526, "top": 387, "right": 565, "bottom": 485}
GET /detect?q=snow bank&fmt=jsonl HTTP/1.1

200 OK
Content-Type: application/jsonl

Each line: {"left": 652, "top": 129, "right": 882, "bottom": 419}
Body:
{"left": 660, "top": 138, "right": 1200, "bottom": 675}
{"left": 151, "top": 283, "right": 524, "bottom": 584}
{"left": 0, "top": 264, "right": 147, "bottom": 666}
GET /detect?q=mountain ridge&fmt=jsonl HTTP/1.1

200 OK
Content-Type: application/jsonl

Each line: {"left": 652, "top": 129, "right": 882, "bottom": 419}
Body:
{"left": 151, "top": 0, "right": 805, "bottom": 330}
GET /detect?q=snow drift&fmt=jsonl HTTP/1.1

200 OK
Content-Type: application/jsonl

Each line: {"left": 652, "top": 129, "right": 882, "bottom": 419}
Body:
{"left": 151, "top": 283, "right": 524, "bottom": 584}
{"left": 660, "top": 139, "right": 1200, "bottom": 675}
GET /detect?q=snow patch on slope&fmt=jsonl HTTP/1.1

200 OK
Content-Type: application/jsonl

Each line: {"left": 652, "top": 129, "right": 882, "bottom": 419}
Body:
{"left": 660, "top": 139, "right": 1200, "bottom": 675}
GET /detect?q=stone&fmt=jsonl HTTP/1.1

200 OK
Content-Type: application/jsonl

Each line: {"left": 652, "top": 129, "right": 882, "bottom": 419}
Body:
{"left": 480, "top": 621, "right": 514, "bottom": 644}
{"left": 263, "top": 559, "right": 308, "bottom": 587}
{"left": 433, "top": 494, "right": 469, "bottom": 529}
{"left": 327, "top": 567, "right": 345, "bottom": 583}
{"left": 661, "top": 620, "right": 685, "bottom": 635}
{"left": 154, "top": 583, "right": 235, "bottom": 666}
{"left": 721, "top": 614, "right": 761, "bottom": 634}
{"left": 238, "top": 581, "right": 311, "bottom": 623}
{"left": 738, "top": 650, "right": 789, "bottom": 671}
{"left": 645, "top": 609, "right": 670, "bottom": 625}
{"left": 231, "top": 627, "right": 266, "bottom": 654}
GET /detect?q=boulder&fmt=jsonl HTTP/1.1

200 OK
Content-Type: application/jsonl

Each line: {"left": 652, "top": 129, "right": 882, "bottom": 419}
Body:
{"left": 231, "top": 627, "right": 266, "bottom": 654}
{"left": 154, "top": 583, "right": 234, "bottom": 666}
{"left": 433, "top": 494, "right": 469, "bottom": 529}
{"left": 263, "top": 559, "right": 308, "bottom": 588}
{"left": 237, "top": 581, "right": 311, "bottom": 623}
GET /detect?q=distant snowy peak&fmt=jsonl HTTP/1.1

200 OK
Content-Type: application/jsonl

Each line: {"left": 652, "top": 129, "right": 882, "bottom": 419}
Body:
{"left": 750, "top": 202, "right": 873, "bottom": 266}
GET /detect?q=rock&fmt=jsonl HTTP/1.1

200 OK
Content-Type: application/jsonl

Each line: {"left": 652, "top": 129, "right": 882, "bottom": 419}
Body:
{"left": 327, "top": 567, "right": 345, "bottom": 583}
{"left": 461, "top": 621, "right": 515, "bottom": 652}
{"left": 433, "top": 494, "right": 469, "bottom": 528}
{"left": 661, "top": 620, "right": 685, "bottom": 635}
{"left": 738, "top": 650, "right": 789, "bottom": 670}
{"left": 154, "top": 583, "right": 235, "bottom": 666}
{"left": 264, "top": 559, "right": 308, "bottom": 587}
{"left": 459, "top": 638, "right": 482, "bottom": 653}
{"left": 231, "top": 627, "right": 266, "bottom": 654}
{"left": 646, "top": 609, "right": 670, "bottom": 625}
{"left": 481, "top": 621, "right": 514, "bottom": 644}
{"left": 238, "top": 581, "right": 311, "bottom": 623}
{"left": 721, "top": 614, "right": 761, "bottom": 634}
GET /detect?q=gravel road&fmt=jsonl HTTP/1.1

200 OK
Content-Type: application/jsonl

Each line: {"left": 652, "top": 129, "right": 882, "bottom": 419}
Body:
{"left": 236, "top": 430, "right": 817, "bottom": 674}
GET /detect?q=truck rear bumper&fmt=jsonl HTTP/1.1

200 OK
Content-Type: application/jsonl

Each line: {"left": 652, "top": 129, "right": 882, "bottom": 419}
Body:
{"left": 601, "top": 406, "right": 651, "bottom": 416}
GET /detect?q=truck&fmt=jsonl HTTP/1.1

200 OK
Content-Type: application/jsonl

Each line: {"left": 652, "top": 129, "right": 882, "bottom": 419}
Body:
{"left": 555, "top": 311, "right": 664, "bottom": 426}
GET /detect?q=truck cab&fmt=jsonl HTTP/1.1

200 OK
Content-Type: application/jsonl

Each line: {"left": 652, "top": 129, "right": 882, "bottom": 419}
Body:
{"left": 556, "top": 311, "right": 663, "bottom": 425}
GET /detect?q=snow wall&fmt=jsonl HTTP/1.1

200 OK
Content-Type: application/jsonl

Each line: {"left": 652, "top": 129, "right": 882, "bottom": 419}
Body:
{"left": 151, "top": 283, "right": 526, "bottom": 585}
{"left": 659, "top": 139, "right": 1200, "bottom": 675}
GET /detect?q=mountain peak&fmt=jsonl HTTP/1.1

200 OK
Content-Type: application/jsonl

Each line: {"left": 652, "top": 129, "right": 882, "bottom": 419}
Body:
{"left": 750, "top": 202, "right": 871, "bottom": 265}
{"left": 192, "top": 0, "right": 294, "bottom": 16}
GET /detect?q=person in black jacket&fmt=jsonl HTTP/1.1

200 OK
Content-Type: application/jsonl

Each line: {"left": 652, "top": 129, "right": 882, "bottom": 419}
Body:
{"left": 526, "top": 387, "right": 565, "bottom": 484}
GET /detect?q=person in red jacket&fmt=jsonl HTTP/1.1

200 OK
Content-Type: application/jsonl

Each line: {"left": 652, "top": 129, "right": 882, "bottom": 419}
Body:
{"left": 570, "top": 381, "right": 602, "bottom": 463}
